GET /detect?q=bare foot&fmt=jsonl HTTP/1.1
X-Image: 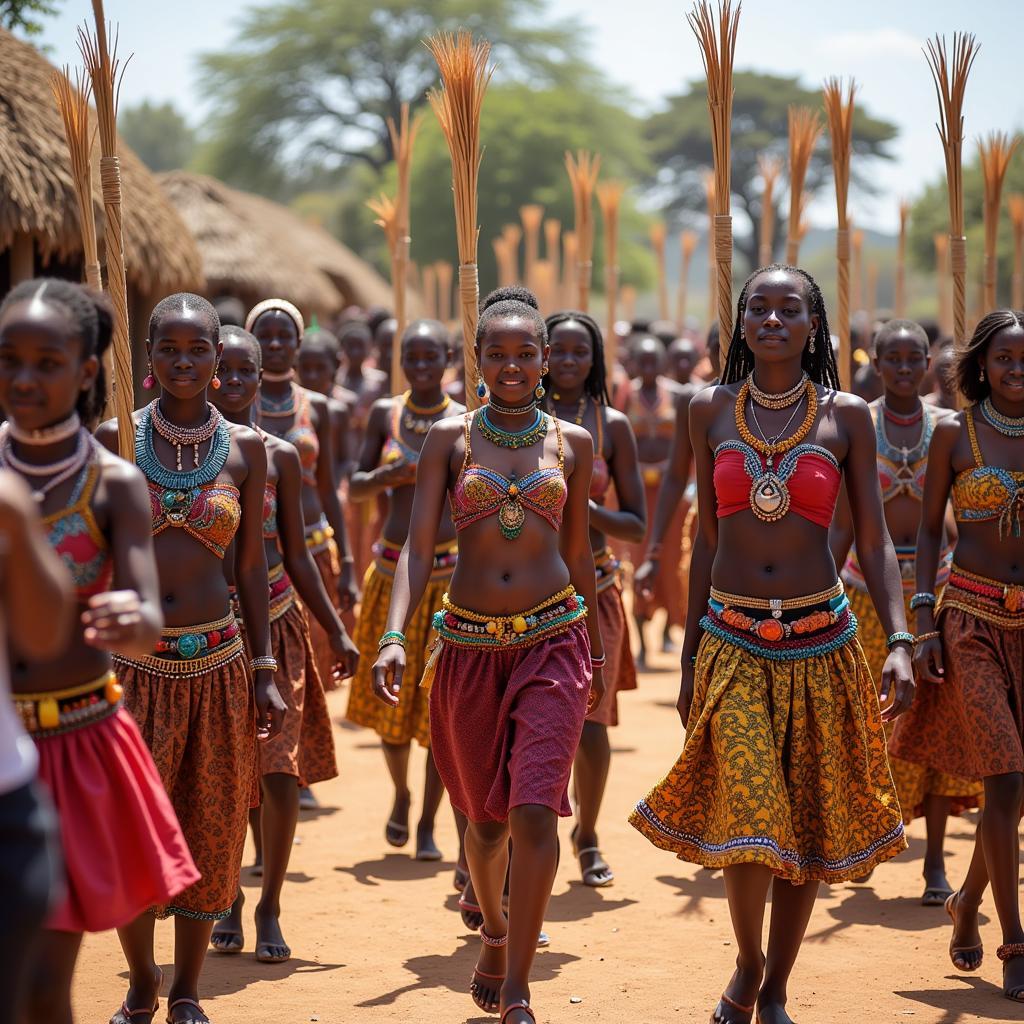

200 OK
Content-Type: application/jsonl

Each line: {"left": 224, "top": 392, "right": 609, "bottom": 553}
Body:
{"left": 254, "top": 901, "right": 291, "bottom": 963}
{"left": 210, "top": 889, "right": 244, "bottom": 953}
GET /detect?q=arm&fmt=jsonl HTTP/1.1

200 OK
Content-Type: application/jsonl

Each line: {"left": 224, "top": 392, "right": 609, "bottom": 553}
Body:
{"left": 276, "top": 444, "right": 358, "bottom": 678}
{"left": 330, "top": 399, "right": 351, "bottom": 479}
{"left": 828, "top": 480, "right": 855, "bottom": 571}
{"left": 348, "top": 400, "right": 416, "bottom": 502}
{"left": 0, "top": 472, "right": 75, "bottom": 659}
{"left": 233, "top": 430, "right": 285, "bottom": 738}
{"left": 587, "top": 412, "right": 646, "bottom": 543}
{"left": 912, "top": 419, "right": 959, "bottom": 686}
{"left": 840, "top": 397, "right": 914, "bottom": 720}
{"left": 81, "top": 459, "right": 164, "bottom": 657}
{"left": 371, "top": 422, "right": 455, "bottom": 706}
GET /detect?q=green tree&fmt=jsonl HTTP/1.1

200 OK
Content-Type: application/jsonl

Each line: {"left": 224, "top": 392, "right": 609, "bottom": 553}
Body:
{"left": 119, "top": 101, "right": 197, "bottom": 172}
{"left": 197, "top": 0, "right": 599, "bottom": 198}
{"left": 1, "top": 0, "right": 59, "bottom": 35}
{"left": 645, "top": 72, "right": 898, "bottom": 273}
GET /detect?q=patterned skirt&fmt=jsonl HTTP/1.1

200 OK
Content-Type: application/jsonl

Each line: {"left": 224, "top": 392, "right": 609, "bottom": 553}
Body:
{"left": 846, "top": 584, "right": 981, "bottom": 822}
{"left": 114, "top": 627, "right": 256, "bottom": 920}
{"left": 345, "top": 538, "right": 457, "bottom": 747}
{"left": 630, "top": 588, "right": 906, "bottom": 883}
{"left": 303, "top": 517, "right": 346, "bottom": 691}
{"left": 587, "top": 549, "right": 637, "bottom": 728}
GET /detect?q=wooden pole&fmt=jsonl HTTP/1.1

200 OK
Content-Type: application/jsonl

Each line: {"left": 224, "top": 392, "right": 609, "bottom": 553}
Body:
{"left": 703, "top": 172, "right": 716, "bottom": 331}
{"left": 1010, "top": 194, "right": 1024, "bottom": 309}
{"left": 435, "top": 260, "right": 453, "bottom": 323}
{"left": 895, "top": 200, "right": 909, "bottom": 317}
{"left": 649, "top": 222, "right": 669, "bottom": 320}
{"left": 867, "top": 261, "right": 879, "bottom": 331}
{"left": 934, "top": 233, "right": 951, "bottom": 334}
{"left": 677, "top": 230, "right": 698, "bottom": 327}
{"left": 852, "top": 227, "right": 864, "bottom": 315}
{"left": 562, "top": 231, "right": 578, "bottom": 308}
{"left": 544, "top": 219, "right": 561, "bottom": 288}
{"left": 422, "top": 263, "right": 438, "bottom": 319}
{"left": 502, "top": 224, "right": 522, "bottom": 284}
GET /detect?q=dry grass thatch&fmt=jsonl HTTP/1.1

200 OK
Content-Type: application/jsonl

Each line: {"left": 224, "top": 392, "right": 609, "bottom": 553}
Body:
{"left": 0, "top": 27, "right": 201, "bottom": 294}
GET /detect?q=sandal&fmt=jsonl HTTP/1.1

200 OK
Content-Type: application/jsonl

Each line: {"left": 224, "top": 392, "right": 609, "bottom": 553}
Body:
{"left": 165, "top": 998, "right": 209, "bottom": 1024}
{"left": 576, "top": 846, "right": 614, "bottom": 887}
{"left": 710, "top": 991, "right": 756, "bottom": 1023}
{"left": 453, "top": 865, "right": 470, "bottom": 892}
{"left": 110, "top": 997, "right": 159, "bottom": 1024}
{"left": 945, "top": 891, "right": 983, "bottom": 972}
{"left": 470, "top": 927, "right": 507, "bottom": 1012}
{"left": 501, "top": 1000, "right": 536, "bottom": 1023}
{"left": 997, "top": 943, "right": 1024, "bottom": 1002}
{"left": 458, "top": 894, "right": 484, "bottom": 930}
{"left": 922, "top": 885, "right": 954, "bottom": 907}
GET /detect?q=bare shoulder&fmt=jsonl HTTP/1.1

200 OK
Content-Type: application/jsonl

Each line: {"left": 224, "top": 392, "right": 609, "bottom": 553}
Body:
{"left": 604, "top": 406, "right": 632, "bottom": 432}
{"left": 226, "top": 421, "right": 264, "bottom": 457}
{"left": 932, "top": 410, "right": 966, "bottom": 442}
{"left": 95, "top": 444, "right": 147, "bottom": 493}
{"left": 690, "top": 381, "right": 732, "bottom": 423}
{"left": 828, "top": 388, "right": 871, "bottom": 426}
{"left": 559, "top": 421, "right": 594, "bottom": 459}
{"left": 94, "top": 410, "right": 145, "bottom": 455}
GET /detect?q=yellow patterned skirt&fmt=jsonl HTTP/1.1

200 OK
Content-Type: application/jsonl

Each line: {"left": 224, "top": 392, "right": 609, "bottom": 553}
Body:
{"left": 344, "top": 538, "right": 457, "bottom": 747}
{"left": 846, "top": 585, "right": 983, "bottom": 822}
{"left": 630, "top": 599, "right": 906, "bottom": 883}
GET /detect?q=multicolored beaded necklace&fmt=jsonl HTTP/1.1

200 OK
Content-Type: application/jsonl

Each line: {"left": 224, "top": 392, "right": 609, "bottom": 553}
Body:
{"left": 478, "top": 407, "right": 549, "bottom": 449}
{"left": 135, "top": 404, "right": 231, "bottom": 490}
{"left": 259, "top": 382, "right": 298, "bottom": 419}
{"left": 980, "top": 397, "right": 1024, "bottom": 437}
{"left": 401, "top": 391, "right": 450, "bottom": 435}
{"left": 150, "top": 400, "right": 222, "bottom": 472}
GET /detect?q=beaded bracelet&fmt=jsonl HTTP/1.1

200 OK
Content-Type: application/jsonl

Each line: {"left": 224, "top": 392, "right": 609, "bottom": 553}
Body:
{"left": 689, "top": 655, "right": 698, "bottom": 667}
{"left": 913, "top": 630, "right": 941, "bottom": 645}
{"left": 909, "top": 592, "right": 937, "bottom": 610}
{"left": 250, "top": 656, "right": 278, "bottom": 672}
{"left": 591, "top": 653, "right": 607, "bottom": 668}
{"left": 886, "top": 631, "right": 915, "bottom": 649}
{"left": 378, "top": 630, "right": 407, "bottom": 651}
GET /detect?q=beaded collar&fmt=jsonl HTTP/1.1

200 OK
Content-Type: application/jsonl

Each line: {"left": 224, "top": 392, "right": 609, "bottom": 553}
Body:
{"left": 135, "top": 405, "right": 231, "bottom": 489}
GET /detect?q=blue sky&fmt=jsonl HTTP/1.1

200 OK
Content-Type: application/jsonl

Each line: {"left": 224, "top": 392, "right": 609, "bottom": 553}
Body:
{"left": 37, "top": 0, "right": 1024, "bottom": 231}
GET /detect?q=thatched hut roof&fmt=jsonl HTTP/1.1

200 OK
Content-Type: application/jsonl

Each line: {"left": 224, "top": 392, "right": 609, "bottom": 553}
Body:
{"left": 157, "top": 171, "right": 394, "bottom": 316}
{"left": 0, "top": 28, "right": 203, "bottom": 294}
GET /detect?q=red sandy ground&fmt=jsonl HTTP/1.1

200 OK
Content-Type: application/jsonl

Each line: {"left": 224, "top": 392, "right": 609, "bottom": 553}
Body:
{"left": 73, "top": 631, "right": 1013, "bottom": 1023}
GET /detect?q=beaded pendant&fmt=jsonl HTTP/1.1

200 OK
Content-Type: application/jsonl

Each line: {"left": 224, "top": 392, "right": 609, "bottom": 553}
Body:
{"left": 498, "top": 482, "right": 526, "bottom": 540}
{"left": 748, "top": 459, "right": 791, "bottom": 522}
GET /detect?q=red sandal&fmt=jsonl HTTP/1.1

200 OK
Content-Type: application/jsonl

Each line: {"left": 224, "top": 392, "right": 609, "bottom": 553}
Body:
{"left": 501, "top": 1001, "right": 536, "bottom": 1023}
{"left": 710, "top": 991, "right": 756, "bottom": 1023}
{"left": 165, "top": 998, "right": 208, "bottom": 1024}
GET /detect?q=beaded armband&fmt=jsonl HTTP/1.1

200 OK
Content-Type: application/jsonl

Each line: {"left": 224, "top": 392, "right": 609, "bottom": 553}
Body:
{"left": 378, "top": 630, "right": 407, "bottom": 651}
{"left": 591, "top": 653, "right": 607, "bottom": 668}
{"left": 250, "top": 656, "right": 278, "bottom": 672}
{"left": 909, "top": 592, "right": 937, "bottom": 611}
{"left": 886, "top": 631, "right": 914, "bottom": 649}
{"left": 913, "top": 631, "right": 940, "bottom": 645}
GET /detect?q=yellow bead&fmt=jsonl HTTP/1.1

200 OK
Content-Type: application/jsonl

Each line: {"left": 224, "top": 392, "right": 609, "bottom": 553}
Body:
{"left": 507, "top": 483, "right": 518, "bottom": 496}
{"left": 512, "top": 616, "right": 528, "bottom": 634}
{"left": 312, "top": 529, "right": 325, "bottom": 545}
{"left": 38, "top": 697, "right": 60, "bottom": 731}
{"left": 105, "top": 677, "right": 124, "bottom": 704}
{"left": 486, "top": 621, "right": 497, "bottom": 634}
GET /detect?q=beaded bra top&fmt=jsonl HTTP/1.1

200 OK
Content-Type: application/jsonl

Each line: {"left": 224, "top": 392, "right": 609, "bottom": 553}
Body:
{"left": 450, "top": 411, "right": 567, "bottom": 533}
{"left": 713, "top": 442, "right": 841, "bottom": 529}
{"left": 263, "top": 483, "right": 278, "bottom": 541}
{"left": 42, "top": 459, "right": 113, "bottom": 601}
{"left": 952, "top": 407, "right": 1024, "bottom": 539}
{"left": 875, "top": 402, "right": 933, "bottom": 503}
{"left": 263, "top": 385, "right": 319, "bottom": 488}
{"left": 589, "top": 402, "right": 611, "bottom": 501}
{"left": 381, "top": 399, "right": 420, "bottom": 469}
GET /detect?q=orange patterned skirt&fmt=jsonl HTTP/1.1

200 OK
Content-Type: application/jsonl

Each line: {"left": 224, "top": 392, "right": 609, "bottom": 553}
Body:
{"left": 114, "top": 631, "right": 256, "bottom": 919}
{"left": 630, "top": 594, "right": 906, "bottom": 883}
{"left": 302, "top": 520, "right": 347, "bottom": 691}
{"left": 587, "top": 550, "right": 637, "bottom": 728}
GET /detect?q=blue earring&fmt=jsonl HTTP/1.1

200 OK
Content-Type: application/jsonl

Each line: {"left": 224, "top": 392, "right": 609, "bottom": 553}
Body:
{"left": 476, "top": 372, "right": 487, "bottom": 400}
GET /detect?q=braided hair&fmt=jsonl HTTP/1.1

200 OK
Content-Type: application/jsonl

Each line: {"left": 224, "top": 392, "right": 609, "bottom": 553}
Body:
{"left": 542, "top": 310, "right": 610, "bottom": 405}
{"left": 955, "top": 309, "right": 1024, "bottom": 404}
{"left": 1, "top": 278, "right": 113, "bottom": 426}
{"left": 721, "top": 264, "right": 840, "bottom": 390}
{"left": 476, "top": 286, "right": 547, "bottom": 345}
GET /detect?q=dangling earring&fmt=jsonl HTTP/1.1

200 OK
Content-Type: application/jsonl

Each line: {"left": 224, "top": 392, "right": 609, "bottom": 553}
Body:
{"left": 211, "top": 364, "right": 222, "bottom": 390}
{"left": 476, "top": 372, "right": 487, "bottom": 400}
{"left": 808, "top": 335, "right": 816, "bottom": 355}
{"left": 143, "top": 362, "right": 155, "bottom": 390}
{"left": 535, "top": 365, "right": 547, "bottom": 401}
{"left": 979, "top": 365, "right": 986, "bottom": 382}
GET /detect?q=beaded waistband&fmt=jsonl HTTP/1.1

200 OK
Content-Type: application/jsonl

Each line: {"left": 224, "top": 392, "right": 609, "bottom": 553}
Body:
{"left": 268, "top": 563, "right": 296, "bottom": 622}
{"left": 939, "top": 564, "right": 1024, "bottom": 629}
{"left": 709, "top": 579, "right": 843, "bottom": 615}
{"left": 594, "top": 547, "right": 622, "bottom": 594}
{"left": 13, "top": 672, "right": 122, "bottom": 737}
{"left": 432, "top": 585, "right": 587, "bottom": 650}
{"left": 373, "top": 537, "right": 458, "bottom": 579}
{"left": 305, "top": 515, "right": 335, "bottom": 555}
{"left": 115, "top": 614, "right": 246, "bottom": 677}
{"left": 843, "top": 545, "right": 952, "bottom": 595}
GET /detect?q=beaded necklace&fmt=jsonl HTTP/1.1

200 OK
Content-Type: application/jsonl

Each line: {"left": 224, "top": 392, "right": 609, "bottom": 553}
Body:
{"left": 150, "top": 400, "right": 222, "bottom": 472}
{"left": 260, "top": 382, "right": 297, "bottom": 418}
{"left": 478, "top": 407, "right": 549, "bottom": 449}
{"left": 0, "top": 424, "right": 93, "bottom": 504}
{"left": 7, "top": 411, "right": 81, "bottom": 446}
{"left": 980, "top": 397, "right": 1024, "bottom": 437}
{"left": 877, "top": 399, "right": 932, "bottom": 490}
{"left": 487, "top": 396, "right": 537, "bottom": 416}
{"left": 135, "top": 405, "right": 231, "bottom": 489}
{"left": 882, "top": 401, "right": 923, "bottom": 427}
{"left": 401, "top": 391, "right": 450, "bottom": 434}
{"left": 746, "top": 372, "right": 808, "bottom": 410}
{"left": 550, "top": 395, "right": 586, "bottom": 425}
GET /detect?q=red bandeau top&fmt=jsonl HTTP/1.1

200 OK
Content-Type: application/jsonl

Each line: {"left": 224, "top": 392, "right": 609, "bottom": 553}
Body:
{"left": 713, "top": 441, "right": 841, "bottom": 529}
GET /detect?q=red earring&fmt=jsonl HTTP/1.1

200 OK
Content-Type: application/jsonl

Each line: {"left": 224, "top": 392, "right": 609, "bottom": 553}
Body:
{"left": 142, "top": 362, "right": 155, "bottom": 390}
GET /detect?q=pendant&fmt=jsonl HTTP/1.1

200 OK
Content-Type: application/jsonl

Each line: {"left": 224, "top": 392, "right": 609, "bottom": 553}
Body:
{"left": 749, "top": 471, "right": 791, "bottom": 522}
{"left": 498, "top": 496, "right": 526, "bottom": 540}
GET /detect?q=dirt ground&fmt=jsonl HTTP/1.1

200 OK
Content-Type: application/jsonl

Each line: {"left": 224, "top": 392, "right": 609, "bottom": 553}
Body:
{"left": 73, "top": 621, "right": 1016, "bottom": 1024}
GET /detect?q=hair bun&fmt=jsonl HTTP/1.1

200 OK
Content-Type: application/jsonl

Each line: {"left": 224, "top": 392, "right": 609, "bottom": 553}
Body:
{"left": 480, "top": 286, "right": 539, "bottom": 313}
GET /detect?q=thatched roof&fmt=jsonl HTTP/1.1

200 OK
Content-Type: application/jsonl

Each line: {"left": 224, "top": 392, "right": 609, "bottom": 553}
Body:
{"left": 157, "top": 171, "right": 394, "bottom": 316}
{"left": 0, "top": 28, "right": 203, "bottom": 295}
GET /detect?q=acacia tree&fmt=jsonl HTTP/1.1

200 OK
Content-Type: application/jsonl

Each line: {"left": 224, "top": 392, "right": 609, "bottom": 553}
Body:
{"left": 198, "top": 0, "right": 599, "bottom": 197}
{"left": 120, "top": 101, "right": 197, "bottom": 172}
{"left": 645, "top": 71, "right": 897, "bottom": 272}
{"left": 1, "top": 0, "right": 59, "bottom": 34}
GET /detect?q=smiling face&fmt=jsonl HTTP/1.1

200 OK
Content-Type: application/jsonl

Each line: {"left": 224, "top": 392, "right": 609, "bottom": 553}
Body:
{"left": 252, "top": 309, "right": 300, "bottom": 375}
{"left": 477, "top": 316, "right": 547, "bottom": 404}
{"left": 547, "top": 320, "right": 594, "bottom": 393}
{"left": 0, "top": 296, "right": 98, "bottom": 431}
{"left": 873, "top": 329, "right": 929, "bottom": 399}
{"left": 401, "top": 326, "right": 448, "bottom": 391}
{"left": 984, "top": 325, "right": 1024, "bottom": 405}
{"left": 742, "top": 270, "right": 819, "bottom": 365}
{"left": 213, "top": 335, "right": 261, "bottom": 415}
{"left": 148, "top": 310, "right": 220, "bottom": 400}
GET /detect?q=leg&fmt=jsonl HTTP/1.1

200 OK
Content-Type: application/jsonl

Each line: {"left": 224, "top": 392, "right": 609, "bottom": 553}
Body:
{"left": 248, "top": 805, "right": 263, "bottom": 873}
{"left": 381, "top": 740, "right": 411, "bottom": 847}
{"left": 254, "top": 773, "right": 299, "bottom": 963}
{"left": 167, "top": 916, "right": 216, "bottom": 1022}
{"left": 502, "top": 804, "right": 560, "bottom": 1023}
{"left": 115, "top": 913, "right": 162, "bottom": 1019}
{"left": 714, "top": 864, "right": 772, "bottom": 1023}
{"left": 465, "top": 818, "right": 511, "bottom": 1012}
{"left": 757, "top": 878, "right": 820, "bottom": 1024}
{"left": 946, "top": 817, "right": 987, "bottom": 971}
{"left": 633, "top": 613, "right": 648, "bottom": 669}
{"left": 921, "top": 794, "right": 953, "bottom": 902}
{"left": 415, "top": 750, "right": 445, "bottom": 861}
{"left": 453, "top": 806, "right": 470, "bottom": 891}
{"left": 572, "top": 721, "right": 613, "bottom": 886}
{"left": 23, "top": 930, "right": 82, "bottom": 1024}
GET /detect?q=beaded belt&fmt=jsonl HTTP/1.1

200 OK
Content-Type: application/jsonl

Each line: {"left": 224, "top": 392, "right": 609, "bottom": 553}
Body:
{"left": 432, "top": 585, "right": 587, "bottom": 650}
{"left": 594, "top": 547, "right": 622, "bottom": 594}
{"left": 373, "top": 536, "right": 458, "bottom": 580}
{"left": 268, "top": 562, "right": 296, "bottom": 622}
{"left": 843, "top": 545, "right": 952, "bottom": 595}
{"left": 304, "top": 516, "right": 335, "bottom": 556}
{"left": 709, "top": 579, "right": 843, "bottom": 615}
{"left": 13, "top": 672, "right": 122, "bottom": 737}
{"left": 115, "top": 613, "right": 245, "bottom": 677}
{"left": 939, "top": 564, "right": 1024, "bottom": 629}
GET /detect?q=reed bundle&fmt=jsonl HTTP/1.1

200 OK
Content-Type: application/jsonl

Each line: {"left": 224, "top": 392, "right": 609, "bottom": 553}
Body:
{"left": 561, "top": 230, "right": 578, "bottom": 308}
{"left": 1009, "top": 193, "right": 1024, "bottom": 309}
{"left": 422, "top": 262, "right": 438, "bottom": 319}
{"left": 79, "top": 0, "right": 133, "bottom": 457}
{"left": 532, "top": 260, "right": 557, "bottom": 315}
{"left": 934, "top": 233, "right": 950, "bottom": 333}
{"left": 435, "top": 260, "right": 453, "bottom": 323}
{"left": 823, "top": 77, "right": 856, "bottom": 391}
{"left": 677, "top": 230, "right": 698, "bottom": 327}
{"left": 366, "top": 192, "right": 405, "bottom": 390}
{"left": 703, "top": 171, "right": 716, "bottom": 330}
{"left": 924, "top": 33, "right": 979, "bottom": 346}
{"left": 544, "top": 219, "right": 561, "bottom": 286}
{"left": 852, "top": 227, "right": 864, "bottom": 315}
{"left": 597, "top": 182, "right": 623, "bottom": 371}
{"left": 520, "top": 204, "right": 544, "bottom": 289}
{"left": 867, "top": 261, "right": 878, "bottom": 330}
{"left": 895, "top": 199, "right": 910, "bottom": 316}
{"left": 565, "top": 150, "right": 601, "bottom": 311}
{"left": 786, "top": 106, "right": 821, "bottom": 266}
{"left": 649, "top": 221, "right": 669, "bottom": 320}
{"left": 757, "top": 154, "right": 782, "bottom": 267}
{"left": 426, "top": 30, "right": 493, "bottom": 410}
{"left": 689, "top": 0, "right": 740, "bottom": 354}
{"left": 978, "top": 131, "right": 1020, "bottom": 310}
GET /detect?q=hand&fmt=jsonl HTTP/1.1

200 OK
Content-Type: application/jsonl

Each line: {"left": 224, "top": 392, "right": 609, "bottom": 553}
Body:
{"left": 82, "top": 590, "right": 145, "bottom": 649}
{"left": 880, "top": 644, "right": 915, "bottom": 722}
{"left": 677, "top": 656, "right": 696, "bottom": 728}
{"left": 328, "top": 629, "right": 359, "bottom": 681}
{"left": 633, "top": 559, "right": 659, "bottom": 602}
{"left": 254, "top": 672, "right": 287, "bottom": 740}
{"left": 372, "top": 643, "right": 406, "bottom": 707}
{"left": 336, "top": 561, "right": 358, "bottom": 612}
{"left": 376, "top": 460, "right": 417, "bottom": 488}
{"left": 912, "top": 634, "right": 944, "bottom": 685}
{"left": 587, "top": 665, "right": 606, "bottom": 715}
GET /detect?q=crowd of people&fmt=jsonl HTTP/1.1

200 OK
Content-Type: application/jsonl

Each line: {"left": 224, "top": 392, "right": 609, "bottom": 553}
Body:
{"left": 0, "top": 264, "right": 1022, "bottom": 1024}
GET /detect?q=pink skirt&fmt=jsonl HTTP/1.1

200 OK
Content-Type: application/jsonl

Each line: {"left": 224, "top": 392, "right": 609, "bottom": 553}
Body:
{"left": 429, "top": 622, "right": 591, "bottom": 822}
{"left": 34, "top": 706, "right": 199, "bottom": 933}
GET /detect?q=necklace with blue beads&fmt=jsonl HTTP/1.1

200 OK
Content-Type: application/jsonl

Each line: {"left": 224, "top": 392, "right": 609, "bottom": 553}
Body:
{"left": 478, "top": 407, "right": 549, "bottom": 449}
{"left": 135, "top": 404, "right": 231, "bottom": 489}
